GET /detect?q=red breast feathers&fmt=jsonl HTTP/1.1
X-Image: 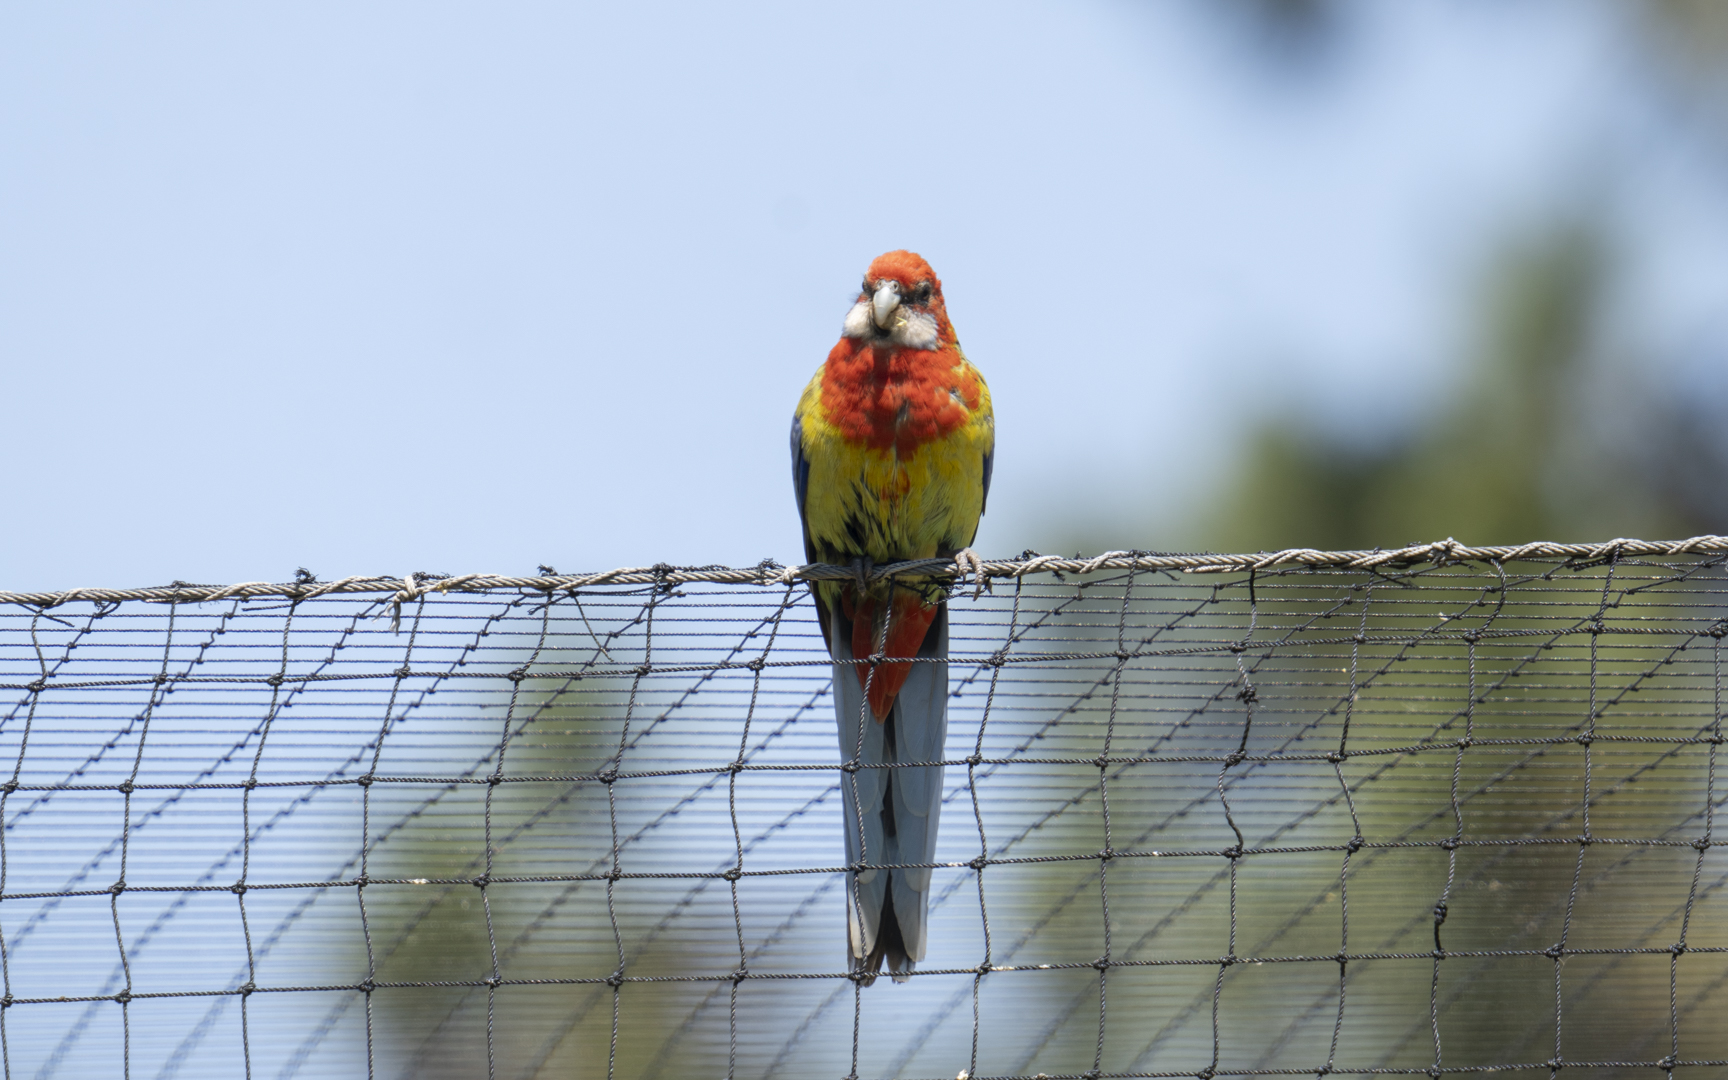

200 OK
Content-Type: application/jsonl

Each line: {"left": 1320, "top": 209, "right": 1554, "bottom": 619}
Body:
{"left": 818, "top": 250, "right": 983, "bottom": 456}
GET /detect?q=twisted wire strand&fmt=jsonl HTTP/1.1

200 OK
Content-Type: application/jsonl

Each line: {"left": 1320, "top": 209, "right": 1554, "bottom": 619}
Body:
{"left": 6, "top": 536, "right": 1727, "bottom": 610}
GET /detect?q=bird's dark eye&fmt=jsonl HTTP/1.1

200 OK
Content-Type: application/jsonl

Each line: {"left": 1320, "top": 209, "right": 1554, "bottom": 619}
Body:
{"left": 913, "top": 282, "right": 934, "bottom": 304}
{"left": 861, "top": 278, "right": 873, "bottom": 296}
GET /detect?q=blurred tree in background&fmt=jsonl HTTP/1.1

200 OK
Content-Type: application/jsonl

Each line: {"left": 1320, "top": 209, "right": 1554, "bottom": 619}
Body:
{"left": 1206, "top": 223, "right": 1714, "bottom": 549}
{"left": 1193, "top": 0, "right": 1728, "bottom": 553}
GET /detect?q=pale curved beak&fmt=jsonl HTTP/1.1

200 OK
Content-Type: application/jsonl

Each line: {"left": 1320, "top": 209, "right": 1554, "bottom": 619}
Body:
{"left": 871, "top": 281, "right": 901, "bottom": 329}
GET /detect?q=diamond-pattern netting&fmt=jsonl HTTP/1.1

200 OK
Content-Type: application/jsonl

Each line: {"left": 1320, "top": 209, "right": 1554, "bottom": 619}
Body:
{"left": 0, "top": 546, "right": 1724, "bottom": 1079}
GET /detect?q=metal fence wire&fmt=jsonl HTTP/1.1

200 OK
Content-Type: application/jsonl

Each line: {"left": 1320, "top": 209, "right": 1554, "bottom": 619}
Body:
{"left": 1, "top": 538, "right": 1726, "bottom": 1080}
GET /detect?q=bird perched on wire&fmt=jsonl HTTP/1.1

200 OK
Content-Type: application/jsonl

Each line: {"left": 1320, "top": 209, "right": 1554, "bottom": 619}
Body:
{"left": 790, "top": 250, "right": 994, "bottom": 983}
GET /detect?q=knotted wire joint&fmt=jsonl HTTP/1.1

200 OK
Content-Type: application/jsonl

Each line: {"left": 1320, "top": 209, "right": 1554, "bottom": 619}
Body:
{"left": 386, "top": 573, "right": 422, "bottom": 633}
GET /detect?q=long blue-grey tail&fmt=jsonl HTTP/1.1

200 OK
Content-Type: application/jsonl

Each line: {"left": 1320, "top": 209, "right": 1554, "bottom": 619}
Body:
{"left": 830, "top": 604, "right": 949, "bottom": 985}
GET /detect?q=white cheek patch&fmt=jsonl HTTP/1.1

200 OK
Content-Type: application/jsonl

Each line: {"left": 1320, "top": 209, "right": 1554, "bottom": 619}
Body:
{"left": 890, "top": 310, "right": 939, "bottom": 351}
{"left": 840, "top": 300, "right": 940, "bottom": 350}
{"left": 842, "top": 301, "right": 873, "bottom": 339}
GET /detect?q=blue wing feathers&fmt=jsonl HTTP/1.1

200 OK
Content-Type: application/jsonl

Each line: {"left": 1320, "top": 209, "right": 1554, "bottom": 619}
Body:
{"left": 790, "top": 413, "right": 810, "bottom": 521}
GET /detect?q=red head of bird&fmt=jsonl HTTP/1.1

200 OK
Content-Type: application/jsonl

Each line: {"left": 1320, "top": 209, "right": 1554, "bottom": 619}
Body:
{"left": 820, "top": 251, "right": 980, "bottom": 458}
{"left": 839, "top": 250, "right": 958, "bottom": 354}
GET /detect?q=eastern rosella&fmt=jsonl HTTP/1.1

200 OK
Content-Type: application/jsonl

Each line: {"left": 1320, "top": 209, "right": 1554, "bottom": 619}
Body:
{"left": 790, "top": 251, "right": 994, "bottom": 983}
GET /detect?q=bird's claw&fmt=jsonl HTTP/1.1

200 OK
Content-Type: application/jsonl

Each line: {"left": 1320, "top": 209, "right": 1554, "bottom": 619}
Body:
{"left": 953, "top": 548, "right": 988, "bottom": 598}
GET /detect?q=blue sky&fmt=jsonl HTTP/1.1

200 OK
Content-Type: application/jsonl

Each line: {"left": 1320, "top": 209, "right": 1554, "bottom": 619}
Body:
{"left": 4, "top": 1, "right": 1726, "bottom": 590}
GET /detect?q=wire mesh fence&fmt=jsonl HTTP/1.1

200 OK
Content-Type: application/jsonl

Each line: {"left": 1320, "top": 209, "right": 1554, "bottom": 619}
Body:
{"left": 0, "top": 539, "right": 1725, "bottom": 1080}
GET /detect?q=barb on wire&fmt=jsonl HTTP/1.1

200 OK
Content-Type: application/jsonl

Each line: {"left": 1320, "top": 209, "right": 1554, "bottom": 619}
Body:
{"left": 6, "top": 535, "right": 1728, "bottom": 610}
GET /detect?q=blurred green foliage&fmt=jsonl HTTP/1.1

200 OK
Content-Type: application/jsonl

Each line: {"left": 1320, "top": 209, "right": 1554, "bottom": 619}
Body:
{"left": 1191, "top": 0, "right": 1728, "bottom": 555}
{"left": 1204, "top": 225, "right": 1719, "bottom": 551}
{"left": 342, "top": 669, "right": 653, "bottom": 1079}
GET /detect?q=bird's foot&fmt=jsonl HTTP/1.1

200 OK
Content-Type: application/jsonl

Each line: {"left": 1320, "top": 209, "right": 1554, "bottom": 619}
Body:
{"left": 850, "top": 555, "right": 875, "bottom": 590}
{"left": 952, "top": 548, "right": 988, "bottom": 598}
